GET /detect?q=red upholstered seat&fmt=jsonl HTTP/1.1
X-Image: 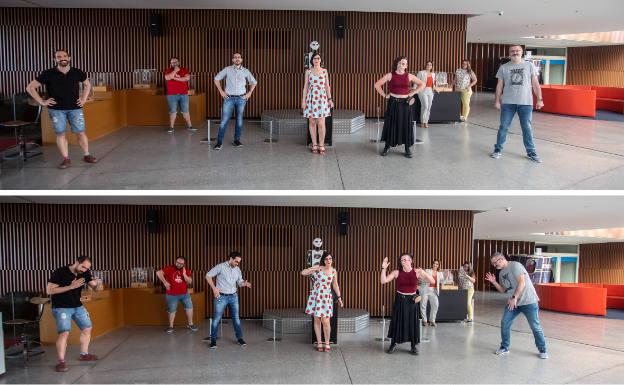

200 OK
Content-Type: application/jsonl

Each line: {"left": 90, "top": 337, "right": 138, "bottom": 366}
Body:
{"left": 537, "top": 87, "right": 596, "bottom": 117}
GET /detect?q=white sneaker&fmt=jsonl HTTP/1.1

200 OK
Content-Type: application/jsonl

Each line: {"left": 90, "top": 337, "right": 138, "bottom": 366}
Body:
{"left": 494, "top": 348, "right": 510, "bottom": 356}
{"left": 539, "top": 352, "right": 549, "bottom": 359}
{"left": 490, "top": 151, "right": 502, "bottom": 159}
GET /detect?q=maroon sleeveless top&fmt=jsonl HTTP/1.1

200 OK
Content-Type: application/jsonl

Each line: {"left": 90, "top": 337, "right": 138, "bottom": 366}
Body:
{"left": 396, "top": 269, "right": 418, "bottom": 293}
{"left": 388, "top": 72, "right": 410, "bottom": 95}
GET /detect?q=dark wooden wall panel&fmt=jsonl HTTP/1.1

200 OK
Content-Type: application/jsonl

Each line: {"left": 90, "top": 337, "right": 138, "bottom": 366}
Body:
{"left": 579, "top": 242, "right": 624, "bottom": 284}
{"left": 567, "top": 45, "right": 624, "bottom": 87}
{"left": 0, "top": 8, "right": 466, "bottom": 118}
{"left": 472, "top": 239, "right": 535, "bottom": 291}
{"left": 466, "top": 43, "right": 516, "bottom": 91}
{"left": 0, "top": 204, "right": 473, "bottom": 317}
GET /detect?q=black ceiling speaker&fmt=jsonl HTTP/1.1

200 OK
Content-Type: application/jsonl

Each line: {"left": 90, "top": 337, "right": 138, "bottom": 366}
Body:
{"left": 335, "top": 15, "right": 346, "bottom": 39}
{"left": 338, "top": 211, "right": 349, "bottom": 235}
{"left": 147, "top": 208, "right": 159, "bottom": 234}
{"left": 149, "top": 13, "right": 162, "bottom": 37}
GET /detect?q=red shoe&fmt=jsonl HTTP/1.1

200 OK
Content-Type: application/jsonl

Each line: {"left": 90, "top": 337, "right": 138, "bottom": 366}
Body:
{"left": 58, "top": 158, "right": 71, "bottom": 169}
{"left": 55, "top": 362, "right": 68, "bottom": 372}
{"left": 78, "top": 353, "right": 99, "bottom": 361}
{"left": 83, "top": 155, "right": 98, "bottom": 164}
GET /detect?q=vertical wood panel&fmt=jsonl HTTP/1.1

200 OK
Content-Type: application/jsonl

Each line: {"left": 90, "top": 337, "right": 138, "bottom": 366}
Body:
{"left": 579, "top": 242, "right": 624, "bottom": 284}
{"left": 466, "top": 43, "right": 516, "bottom": 91}
{"left": 1, "top": 204, "right": 473, "bottom": 317}
{"left": 567, "top": 45, "right": 624, "bottom": 87}
{"left": 0, "top": 8, "right": 466, "bottom": 117}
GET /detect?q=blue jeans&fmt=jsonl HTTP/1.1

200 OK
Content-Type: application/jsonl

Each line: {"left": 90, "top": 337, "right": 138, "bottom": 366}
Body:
{"left": 217, "top": 96, "right": 246, "bottom": 143}
{"left": 165, "top": 293, "right": 193, "bottom": 313}
{"left": 166, "top": 94, "right": 190, "bottom": 114}
{"left": 500, "top": 302, "right": 547, "bottom": 353}
{"left": 48, "top": 109, "right": 85, "bottom": 135}
{"left": 52, "top": 306, "right": 92, "bottom": 333}
{"left": 210, "top": 294, "right": 242, "bottom": 341}
{"left": 495, "top": 104, "right": 537, "bottom": 155}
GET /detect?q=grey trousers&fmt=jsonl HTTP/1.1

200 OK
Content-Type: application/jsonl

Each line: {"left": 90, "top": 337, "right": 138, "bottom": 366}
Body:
{"left": 418, "top": 88, "right": 435, "bottom": 124}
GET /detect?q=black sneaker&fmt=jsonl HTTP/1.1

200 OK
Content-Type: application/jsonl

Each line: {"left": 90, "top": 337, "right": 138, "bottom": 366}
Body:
{"left": 214, "top": 142, "right": 222, "bottom": 150}
{"left": 381, "top": 146, "right": 390, "bottom": 156}
{"left": 210, "top": 340, "right": 217, "bottom": 349}
{"left": 167, "top": 127, "right": 174, "bottom": 134}
{"left": 409, "top": 347, "right": 419, "bottom": 355}
{"left": 165, "top": 327, "right": 174, "bottom": 334}
{"left": 527, "top": 153, "right": 542, "bottom": 163}
{"left": 404, "top": 149, "right": 413, "bottom": 158}
{"left": 187, "top": 324, "right": 198, "bottom": 332}
{"left": 232, "top": 140, "right": 243, "bottom": 147}
{"left": 237, "top": 338, "right": 247, "bottom": 346}
{"left": 187, "top": 126, "right": 197, "bottom": 132}
{"left": 386, "top": 344, "right": 397, "bottom": 354}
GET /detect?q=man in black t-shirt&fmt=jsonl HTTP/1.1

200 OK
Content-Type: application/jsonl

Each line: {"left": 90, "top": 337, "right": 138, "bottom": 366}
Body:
{"left": 26, "top": 49, "right": 98, "bottom": 169}
{"left": 46, "top": 255, "right": 102, "bottom": 372}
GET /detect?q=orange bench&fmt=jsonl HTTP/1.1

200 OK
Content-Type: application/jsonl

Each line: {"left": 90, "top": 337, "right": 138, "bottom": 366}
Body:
{"left": 604, "top": 284, "right": 624, "bottom": 309}
{"left": 592, "top": 86, "right": 624, "bottom": 114}
{"left": 537, "top": 85, "right": 596, "bottom": 118}
{"left": 535, "top": 283, "right": 606, "bottom": 316}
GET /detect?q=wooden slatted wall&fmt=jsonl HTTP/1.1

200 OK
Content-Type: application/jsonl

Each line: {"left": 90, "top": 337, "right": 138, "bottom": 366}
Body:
{"left": 0, "top": 8, "right": 466, "bottom": 118}
{"left": 466, "top": 43, "right": 516, "bottom": 91}
{"left": 567, "top": 45, "right": 624, "bottom": 87}
{"left": 579, "top": 242, "right": 624, "bottom": 284}
{"left": 0, "top": 203, "right": 473, "bottom": 317}
{"left": 472, "top": 239, "right": 535, "bottom": 291}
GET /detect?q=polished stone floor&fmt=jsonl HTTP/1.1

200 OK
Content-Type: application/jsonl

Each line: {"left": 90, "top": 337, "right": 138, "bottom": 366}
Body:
{"left": 2, "top": 93, "right": 624, "bottom": 189}
{"left": 1, "top": 291, "right": 623, "bottom": 384}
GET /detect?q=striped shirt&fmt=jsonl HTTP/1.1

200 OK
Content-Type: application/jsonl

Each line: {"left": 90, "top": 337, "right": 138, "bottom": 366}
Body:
{"left": 206, "top": 261, "right": 244, "bottom": 294}
{"left": 214, "top": 65, "right": 257, "bottom": 96}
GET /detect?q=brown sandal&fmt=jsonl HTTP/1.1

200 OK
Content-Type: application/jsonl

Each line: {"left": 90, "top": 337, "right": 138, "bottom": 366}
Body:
{"left": 319, "top": 146, "right": 326, "bottom": 155}
{"left": 311, "top": 145, "right": 319, "bottom": 154}
{"left": 324, "top": 343, "right": 331, "bottom": 352}
{"left": 316, "top": 342, "right": 324, "bottom": 352}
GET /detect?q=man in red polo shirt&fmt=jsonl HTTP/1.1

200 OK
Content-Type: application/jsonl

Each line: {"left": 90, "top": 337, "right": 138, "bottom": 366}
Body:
{"left": 155, "top": 256, "right": 198, "bottom": 333}
{"left": 164, "top": 57, "right": 195, "bottom": 134}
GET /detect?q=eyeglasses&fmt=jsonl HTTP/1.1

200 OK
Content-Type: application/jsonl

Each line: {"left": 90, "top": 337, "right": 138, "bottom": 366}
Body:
{"left": 491, "top": 258, "right": 503, "bottom": 266}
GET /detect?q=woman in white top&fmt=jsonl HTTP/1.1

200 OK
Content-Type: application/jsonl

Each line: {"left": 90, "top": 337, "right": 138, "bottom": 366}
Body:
{"left": 419, "top": 259, "right": 445, "bottom": 326}
{"left": 454, "top": 60, "right": 478, "bottom": 121}
{"left": 458, "top": 260, "right": 476, "bottom": 322}
{"left": 416, "top": 61, "right": 438, "bottom": 128}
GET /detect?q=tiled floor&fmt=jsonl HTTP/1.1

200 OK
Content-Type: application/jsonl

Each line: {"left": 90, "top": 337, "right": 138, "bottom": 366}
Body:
{"left": 2, "top": 92, "right": 624, "bottom": 190}
{"left": 1, "top": 291, "right": 623, "bottom": 383}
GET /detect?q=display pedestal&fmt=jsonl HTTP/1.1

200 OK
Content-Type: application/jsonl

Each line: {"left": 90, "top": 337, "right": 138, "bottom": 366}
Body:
{"left": 413, "top": 91, "right": 462, "bottom": 123}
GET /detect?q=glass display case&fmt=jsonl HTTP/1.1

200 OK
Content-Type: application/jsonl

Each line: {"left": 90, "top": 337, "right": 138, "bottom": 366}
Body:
{"left": 132, "top": 69, "right": 158, "bottom": 89}
{"left": 187, "top": 74, "right": 196, "bottom": 95}
{"left": 441, "top": 268, "right": 458, "bottom": 289}
{"left": 92, "top": 72, "right": 113, "bottom": 92}
{"left": 435, "top": 72, "right": 454, "bottom": 92}
{"left": 131, "top": 267, "right": 155, "bottom": 287}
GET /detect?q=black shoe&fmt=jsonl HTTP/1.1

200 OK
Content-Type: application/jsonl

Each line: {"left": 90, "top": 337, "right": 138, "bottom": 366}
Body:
{"left": 167, "top": 127, "right": 175, "bottom": 134}
{"left": 232, "top": 140, "right": 243, "bottom": 147}
{"left": 386, "top": 344, "right": 397, "bottom": 354}
{"left": 410, "top": 347, "right": 419, "bottom": 355}
{"left": 187, "top": 324, "right": 198, "bottom": 332}
{"left": 214, "top": 142, "right": 222, "bottom": 150}
{"left": 187, "top": 126, "right": 197, "bottom": 132}
{"left": 381, "top": 146, "right": 390, "bottom": 156}
{"left": 237, "top": 338, "right": 247, "bottom": 346}
{"left": 165, "top": 327, "right": 174, "bottom": 334}
{"left": 404, "top": 149, "right": 413, "bottom": 158}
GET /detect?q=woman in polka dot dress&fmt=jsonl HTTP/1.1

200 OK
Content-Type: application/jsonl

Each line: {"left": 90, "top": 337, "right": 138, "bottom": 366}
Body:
{"left": 301, "top": 52, "right": 334, "bottom": 155}
{"left": 300, "top": 251, "right": 343, "bottom": 352}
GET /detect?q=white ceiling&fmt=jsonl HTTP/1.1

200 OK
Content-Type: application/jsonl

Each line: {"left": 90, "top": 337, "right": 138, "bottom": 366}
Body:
{"left": 4, "top": 0, "right": 624, "bottom": 47}
{"left": 3, "top": 195, "right": 624, "bottom": 245}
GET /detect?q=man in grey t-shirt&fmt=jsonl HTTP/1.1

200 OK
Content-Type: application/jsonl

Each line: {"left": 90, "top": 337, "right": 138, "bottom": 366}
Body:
{"left": 203, "top": 251, "right": 252, "bottom": 349}
{"left": 485, "top": 252, "right": 548, "bottom": 359}
{"left": 490, "top": 45, "right": 544, "bottom": 163}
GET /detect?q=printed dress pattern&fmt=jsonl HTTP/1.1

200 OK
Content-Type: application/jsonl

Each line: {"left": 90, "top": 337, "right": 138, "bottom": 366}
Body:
{"left": 305, "top": 269, "right": 335, "bottom": 318}
{"left": 303, "top": 69, "right": 331, "bottom": 118}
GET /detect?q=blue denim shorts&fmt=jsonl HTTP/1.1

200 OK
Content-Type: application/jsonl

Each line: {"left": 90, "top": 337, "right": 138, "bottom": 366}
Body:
{"left": 52, "top": 306, "right": 92, "bottom": 333}
{"left": 166, "top": 94, "right": 190, "bottom": 114}
{"left": 48, "top": 108, "right": 86, "bottom": 135}
{"left": 165, "top": 293, "right": 193, "bottom": 313}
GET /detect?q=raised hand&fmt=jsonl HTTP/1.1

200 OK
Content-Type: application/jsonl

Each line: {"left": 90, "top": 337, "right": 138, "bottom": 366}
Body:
{"left": 485, "top": 272, "right": 497, "bottom": 283}
{"left": 382, "top": 257, "right": 389, "bottom": 270}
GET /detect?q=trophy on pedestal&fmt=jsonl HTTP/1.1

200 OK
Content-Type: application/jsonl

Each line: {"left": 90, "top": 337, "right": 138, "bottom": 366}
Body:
{"left": 187, "top": 74, "right": 196, "bottom": 96}
{"left": 132, "top": 69, "right": 157, "bottom": 89}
